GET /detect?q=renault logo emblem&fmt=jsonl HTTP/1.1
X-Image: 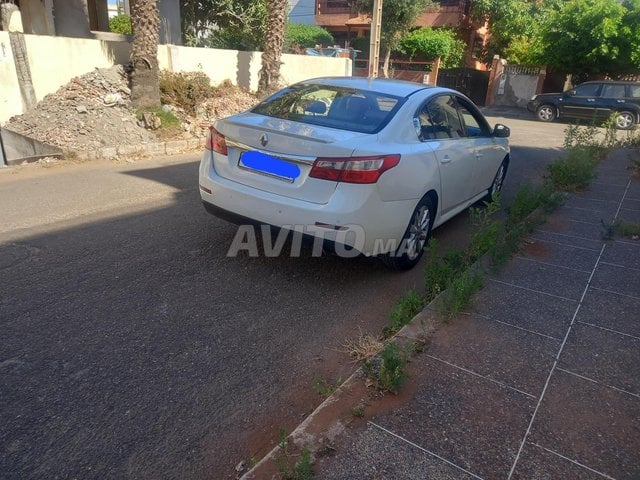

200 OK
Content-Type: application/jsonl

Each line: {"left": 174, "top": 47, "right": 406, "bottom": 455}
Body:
{"left": 259, "top": 133, "right": 269, "bottom": 147}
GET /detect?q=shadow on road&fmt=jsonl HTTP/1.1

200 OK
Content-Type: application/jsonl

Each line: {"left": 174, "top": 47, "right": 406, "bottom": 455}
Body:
{"left": 1, "top": 138, "right": 565, "bottom": 479}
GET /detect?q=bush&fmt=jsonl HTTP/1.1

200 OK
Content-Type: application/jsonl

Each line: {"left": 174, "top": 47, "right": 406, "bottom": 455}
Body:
{"left": 159, "top": 71, "right": 214, "bottom": 115}
{"left": 207, "top": 26, "right": 264, "bottom": 51}
{"left": 109, "top": 14, "right": 132, "bottom": 35}
{"left": 285, "top": 23, "right": 334, "bottom": 50}
{"left": 350, "top": 36, "right": 370, "bottom": 54}
{"left": 399, "top": 27, "right": 466, "bottom": 68}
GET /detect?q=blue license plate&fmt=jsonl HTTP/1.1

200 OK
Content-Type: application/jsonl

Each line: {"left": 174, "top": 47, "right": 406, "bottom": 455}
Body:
{"left": 240, "top": 151, "right": 300, "bottom": 181}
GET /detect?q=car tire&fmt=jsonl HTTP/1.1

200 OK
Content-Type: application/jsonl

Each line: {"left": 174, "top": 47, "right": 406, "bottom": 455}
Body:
{"left": 382, "top": 196, "right": 434, "bottom": 271}
{"left": 615, "top": 111, "right": 636, "bottom": 130}
{"left": 483, "top": 158, "right": 508, "bottom": 203}
{"left": 536, "top": 104, "right": 556, "bottom": 122}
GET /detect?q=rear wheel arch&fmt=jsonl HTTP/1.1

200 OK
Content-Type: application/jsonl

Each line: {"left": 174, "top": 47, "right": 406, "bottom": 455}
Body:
{"left": 424, "top": 190, "right": 438, "bottom": 224}
{"left": 381, "top": 192, "right": 437, "bottom": 270}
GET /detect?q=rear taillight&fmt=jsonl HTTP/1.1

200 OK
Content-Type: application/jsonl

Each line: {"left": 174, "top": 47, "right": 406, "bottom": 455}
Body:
{"left": 206, "top": 126, "right": 228, "bottom": 155}
{"left": 309, "top": 155, "right": 400, "bottom": 184}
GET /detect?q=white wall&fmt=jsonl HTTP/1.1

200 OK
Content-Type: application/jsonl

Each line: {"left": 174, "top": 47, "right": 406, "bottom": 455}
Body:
{"left": 492, "top": 70, "right": 540, "bottom": 109}
{"left": 0, "top": 32, "right": 25, "bottom": 122}
{"left": 1, "top": 37, "right": 352, "bottom": 124}
{"left": 160, "top": 46, "right": 351, "bottom": 91}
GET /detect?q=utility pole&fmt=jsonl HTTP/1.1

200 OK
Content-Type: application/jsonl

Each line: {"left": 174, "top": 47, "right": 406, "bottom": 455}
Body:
{"left": 368, "top": 0, "right": 383, "bottom": 77}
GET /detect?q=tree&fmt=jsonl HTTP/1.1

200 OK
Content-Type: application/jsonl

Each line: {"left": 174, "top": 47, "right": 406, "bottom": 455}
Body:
{"left": 109, "top": 14, "right": 132, "bottom": 35}
{"left": 540, "top": 0, "right": 640, "bottom": 76}
{"left": 285, "top": 23, "right": 334, "bottom": 51}
{"left": 258, "top": 0, "right": 288, "bottom": 95}
{"left": 354, "top": 0, "right": 435, "bottom": 77}
{"left": 472, "top": 0, "right": 561, "bottom": 64}
{"left": 130, "top": 0, "right": 160, "bottom": 108}
{"left": 399, "top": 27, "right": 465, "bottom": 68}
{"left": 180, "top": 0, "right": 267, "bottom": 47}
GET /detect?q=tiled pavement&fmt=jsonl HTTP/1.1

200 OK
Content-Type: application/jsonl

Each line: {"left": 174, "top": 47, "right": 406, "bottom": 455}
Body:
{"left": 318, "top": 151, "right": 640, "bottom": 479}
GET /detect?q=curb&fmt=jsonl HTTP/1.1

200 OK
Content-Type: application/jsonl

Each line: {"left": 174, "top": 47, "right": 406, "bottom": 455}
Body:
{"left": 73, "top": 137, "right": 206, "bottom": 161}
{"left": 239, "top": 293, "right": 448, "bottom": 479}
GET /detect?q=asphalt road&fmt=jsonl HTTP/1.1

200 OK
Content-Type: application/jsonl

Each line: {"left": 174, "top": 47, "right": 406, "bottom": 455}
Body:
{"left": 0, "top": 115, "right": 566, "bottom": 479}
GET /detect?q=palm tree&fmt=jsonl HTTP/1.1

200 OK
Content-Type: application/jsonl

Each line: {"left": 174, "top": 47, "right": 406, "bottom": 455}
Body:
{"left": 130, "top": 0, "right": 161, "bottom": 108}
{"left": 257, "top": 0, "right": 288, "bottom": 95}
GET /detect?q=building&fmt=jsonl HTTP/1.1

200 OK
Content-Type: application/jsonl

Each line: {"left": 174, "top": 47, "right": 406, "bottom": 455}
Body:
{"left": 289, "top": 0, "right": 316, "bottom": 25}
{"left": 0, "top": 0, "right": 181, "bottom": 44}
{"left": 314, "top": 0, "right": 487, "bottom": 69}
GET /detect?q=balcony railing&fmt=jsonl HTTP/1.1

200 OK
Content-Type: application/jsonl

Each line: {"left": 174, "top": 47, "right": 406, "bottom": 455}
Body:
{"left": 316, "top": 0, "right": 353, "bottom": 14}
{"left": 316, "top": 0, "right": 470, "bottom": 16}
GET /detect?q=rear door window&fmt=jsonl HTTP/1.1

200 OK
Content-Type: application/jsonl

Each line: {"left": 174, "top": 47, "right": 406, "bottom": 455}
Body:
{"left": 601, "top": 84, "right": 626, "bottom": 99}
{"left": 419, "top": 95, "right": 464, "bottom": 140}
{"left": 573, "top": 83, "right": 601, "bottom": 97}
{"left": 629, "top": 84, "right": 640, "bottom": 98}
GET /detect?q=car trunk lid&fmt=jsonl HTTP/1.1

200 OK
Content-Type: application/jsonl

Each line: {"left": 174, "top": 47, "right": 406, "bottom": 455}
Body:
{"left": 212, "top": 113, "right": 370, "bottom": 204}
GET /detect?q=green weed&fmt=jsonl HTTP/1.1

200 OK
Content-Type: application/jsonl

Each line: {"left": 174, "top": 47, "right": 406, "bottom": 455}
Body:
{"left": 423, "top": 241, "right": 467, "bottom": 300}
{"left": 312, "top": 375, "right": 341, "bottom": 398}
{"left": 351, "top": 405, "right": 365, "bottom": 418}
{"left": 274, "top": 427, "right": 315, "bottom": 480}
{"left": 436, "top": 269, "right": 483, "bottom": 317}
{"left": 614, "top": 220, "right": 640, "bottom": 238}
{"left": 364, "top": 342, "right": 410, "bottom": 394}
{"left": 136, "top": 106, "right": 180, "bottom": 129}
{"left": 547, "top": 147, "right": 598, "bottom": 191}
{"left": 384, "top": 289, "right": 425, "bottom": 337}
{"left": 468, "top": 196, "right": 502, "bottom": 261}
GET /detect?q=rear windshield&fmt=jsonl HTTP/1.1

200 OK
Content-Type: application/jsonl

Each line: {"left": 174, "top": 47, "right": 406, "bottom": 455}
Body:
{"left": 252, "top": 83, "right": 404, "bottom": 134}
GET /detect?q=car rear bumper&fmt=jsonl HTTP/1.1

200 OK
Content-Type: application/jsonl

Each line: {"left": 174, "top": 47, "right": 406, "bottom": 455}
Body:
{"left": 199, "top": 153, "right": 416, "bottom": 256}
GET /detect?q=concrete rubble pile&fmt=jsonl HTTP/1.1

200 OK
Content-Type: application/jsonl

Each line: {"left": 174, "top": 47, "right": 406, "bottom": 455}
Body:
{"left": 175, "top": 89, "right": 258, "bottom": 139}
{"left": 4, "top": 65, "right": 260, "bottom": 158}
{"left": 4, "top": 66, "right": 156, "bottom": 152}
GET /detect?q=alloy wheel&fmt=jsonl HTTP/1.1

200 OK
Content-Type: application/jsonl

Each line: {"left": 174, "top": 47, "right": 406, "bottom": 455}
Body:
{"left": 406, "top": 206, "right": 430, "bottom": 261}
{"left": 616, "top": 112, "right": 634, "bottom": 130}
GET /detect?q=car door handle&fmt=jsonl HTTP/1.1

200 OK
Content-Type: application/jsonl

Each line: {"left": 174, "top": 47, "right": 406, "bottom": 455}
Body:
{"left": 617, "top": 99, "right": 626, "bottom": 103}
{"left": 441, "top": 155, "right": 451, "bottom": 164}
{"left": 587, "top": 98, "right": 595, "bottom": 102}
{"left": 475, "top": 153, "right": 484, "bottom": 159}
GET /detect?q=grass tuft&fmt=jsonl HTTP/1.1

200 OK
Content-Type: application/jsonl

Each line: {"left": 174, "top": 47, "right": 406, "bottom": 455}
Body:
{"left": 383, "top": 290, "right": 425, "bottom": 337}
{"left": 364, "top": 342, "right": 410, "bottom": 394}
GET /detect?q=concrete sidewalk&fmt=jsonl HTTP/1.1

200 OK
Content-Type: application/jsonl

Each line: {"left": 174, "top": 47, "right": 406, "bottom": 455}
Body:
{"left": 316, "top": 150, "right": 640, "bottom": 479}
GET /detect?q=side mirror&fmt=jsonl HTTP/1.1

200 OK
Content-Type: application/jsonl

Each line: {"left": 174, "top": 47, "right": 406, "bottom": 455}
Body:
{"left": 566, "top": 90, "right": 577, "bottom": 97}
{"left": 493, "top": 123, "right": 510, "bottom": 138}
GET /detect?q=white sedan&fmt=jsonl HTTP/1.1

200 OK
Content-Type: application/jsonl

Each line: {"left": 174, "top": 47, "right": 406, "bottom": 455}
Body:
{"left": 199, "top": 77, "right": 510, "bottom": 269}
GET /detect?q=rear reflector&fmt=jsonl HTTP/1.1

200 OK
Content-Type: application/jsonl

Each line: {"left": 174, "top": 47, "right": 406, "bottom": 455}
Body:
{"left": 206, "top": 126, "right": 228, "bottom": 155}
{"left": 310, "top": 154, "right": 401, "bottom": 184}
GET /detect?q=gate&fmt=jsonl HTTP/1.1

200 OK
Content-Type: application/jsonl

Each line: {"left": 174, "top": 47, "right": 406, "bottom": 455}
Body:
{"left": 437, "top": 68, "right": 490, "bottom": 106}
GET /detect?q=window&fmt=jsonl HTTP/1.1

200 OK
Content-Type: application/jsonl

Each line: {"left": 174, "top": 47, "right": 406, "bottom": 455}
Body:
{"left": 419, "top": 95, "right": 464, "bottom": 140}
{"left": 601, "top": 84, "right": 626, "bottom": 99}
{"left": 252, "top": 83, "right": 403, "bottom": 134}
{"left": 628, "top": 84, "right": 640, "bottom": 98}
{"left": 573, "top": 83, "right": 601, "bottom": 97}
{"left": 456, "top": 99, "right": 490, "bottom": 137}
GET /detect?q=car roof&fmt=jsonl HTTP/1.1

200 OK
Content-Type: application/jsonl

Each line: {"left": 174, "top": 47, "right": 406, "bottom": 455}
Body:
{"left": 299, "top": 76, "right": 435, "bottom": 97}
{"left": 581, "top": 80, "right": 640, "bottom": 85}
